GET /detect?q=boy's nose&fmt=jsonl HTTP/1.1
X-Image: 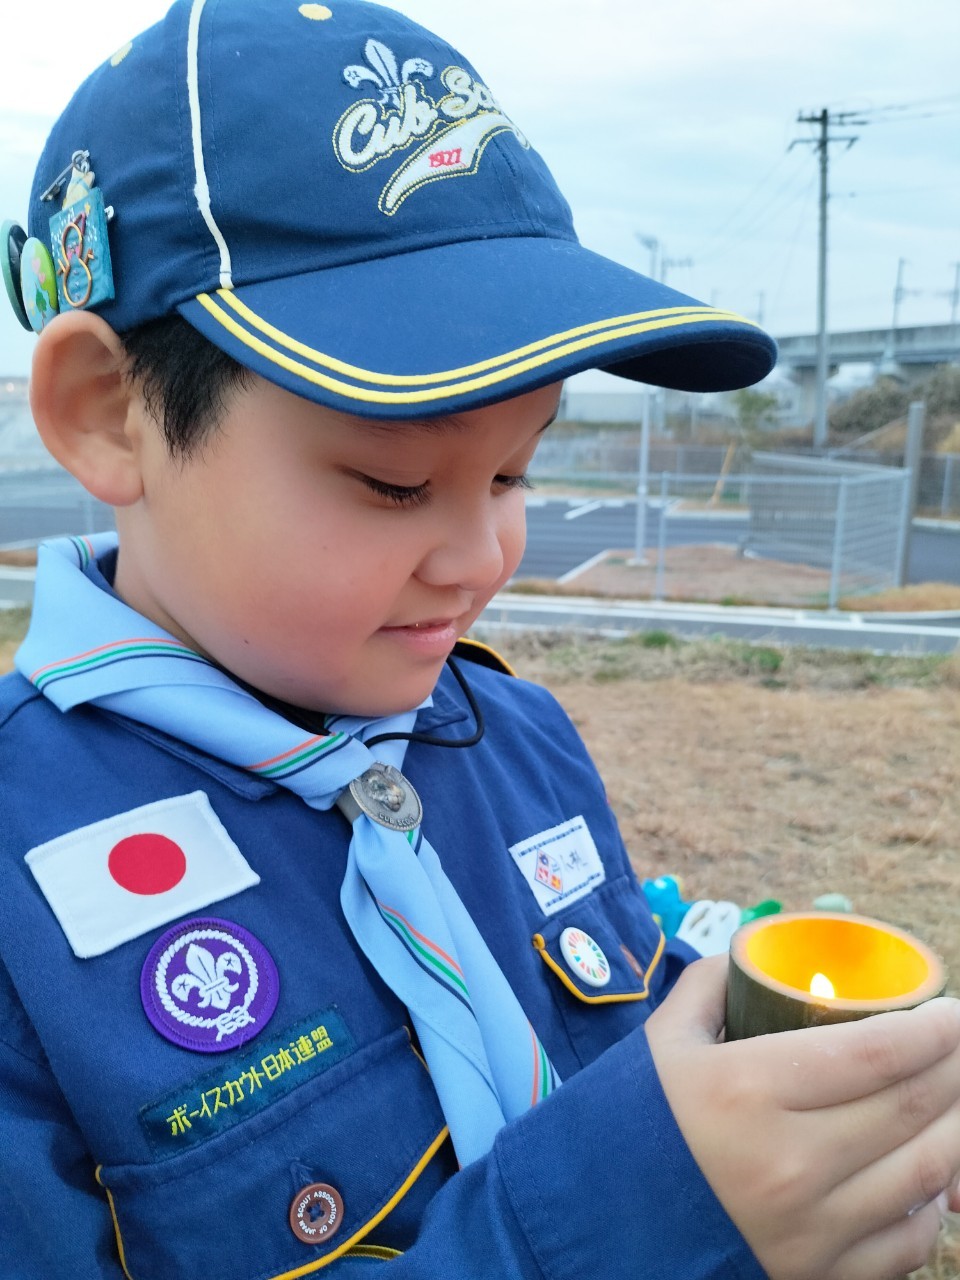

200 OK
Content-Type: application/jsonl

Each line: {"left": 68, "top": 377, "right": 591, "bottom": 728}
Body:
{"left": 415, "top": 503, "right": 509, "bottom": 593}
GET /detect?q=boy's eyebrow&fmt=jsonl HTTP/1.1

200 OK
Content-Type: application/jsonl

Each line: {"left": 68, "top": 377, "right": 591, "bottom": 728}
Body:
{"left": 348, "top": 409, "right": 559, "bottom": 439}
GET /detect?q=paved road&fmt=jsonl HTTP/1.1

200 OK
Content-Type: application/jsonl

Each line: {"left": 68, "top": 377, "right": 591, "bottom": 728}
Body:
{"left": 3, "top": 475, "right": 956, "bottom": 586}
{"left": 2, "top": 482, "right": 958, "bottom": 655}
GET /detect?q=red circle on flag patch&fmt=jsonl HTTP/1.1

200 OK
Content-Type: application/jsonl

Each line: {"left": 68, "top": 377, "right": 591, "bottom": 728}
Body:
{"left": 108, "top": 833, "right": 187, "bottom": 895}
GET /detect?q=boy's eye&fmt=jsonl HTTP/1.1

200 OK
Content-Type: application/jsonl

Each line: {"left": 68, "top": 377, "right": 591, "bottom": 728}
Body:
{"left": 358, "top": 475, "right": 430, "bottom": 507}
{"left": 357, "top": 472, "right": 534, "bottom": 505}
{"left": 494, "top": 473, "right": 534, "bottom": 493}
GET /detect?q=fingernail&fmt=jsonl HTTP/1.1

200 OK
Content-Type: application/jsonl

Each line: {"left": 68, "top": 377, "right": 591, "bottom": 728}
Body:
{"left": 937, "top": 1192, "right": 949, "bottom": 1215}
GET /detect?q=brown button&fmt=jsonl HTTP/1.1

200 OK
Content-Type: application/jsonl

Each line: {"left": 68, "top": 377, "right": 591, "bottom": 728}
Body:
{"left": 288, "top": 1182, "right": 344, "bottom": 1246}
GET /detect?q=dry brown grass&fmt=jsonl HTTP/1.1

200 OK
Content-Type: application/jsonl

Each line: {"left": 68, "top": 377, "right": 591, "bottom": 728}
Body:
{"left": 0, "top": 548, "right": 37, "bottom": 566}
{"left": 509, "top": 546, "right": 960, "bottom": 614}
{"left": 485, "top": 627, "right": 960, "bottom": 1280}
{"left": 0, "top": 607, "right": 28, "bottom": 676}
{"left": 840, "top": 583, "right": 960, "bottom": 613}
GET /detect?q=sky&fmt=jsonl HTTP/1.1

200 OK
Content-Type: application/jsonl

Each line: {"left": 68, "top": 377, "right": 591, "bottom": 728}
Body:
{"left": 1, "top": 0, "right": 958, "bottom": 385}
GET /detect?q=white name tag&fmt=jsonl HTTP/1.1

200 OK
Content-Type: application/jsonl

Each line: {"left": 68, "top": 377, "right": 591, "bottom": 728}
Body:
{"left": 509, "top": 816, "right": 605, "bottom": 916}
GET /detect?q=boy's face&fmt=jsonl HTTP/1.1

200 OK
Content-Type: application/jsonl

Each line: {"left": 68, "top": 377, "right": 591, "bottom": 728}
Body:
{"left": 114, "top": 374, "right": 561, "bottom": 717}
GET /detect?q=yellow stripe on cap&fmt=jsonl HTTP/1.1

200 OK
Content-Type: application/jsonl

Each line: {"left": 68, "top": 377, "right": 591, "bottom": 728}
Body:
{"left": 214, "top": 290, "right": 757, "bottom": 387}
{"left": 196, "top": 291, "right": 761, "bottom": 406}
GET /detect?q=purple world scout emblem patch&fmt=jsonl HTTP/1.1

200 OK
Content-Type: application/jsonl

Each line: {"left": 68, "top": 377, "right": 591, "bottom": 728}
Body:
{"left": 140, "top": 917, "right": 280, "bottom": 1053}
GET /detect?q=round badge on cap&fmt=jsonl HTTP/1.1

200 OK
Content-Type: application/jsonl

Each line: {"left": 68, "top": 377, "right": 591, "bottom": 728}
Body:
{"left": 19, "top": 236, "right": 60, "bottom": 334}
{"left": 1, "top": 220, "right": 30, "bottom": 331}
{"left": 140, "top": 917, "right": 279, "bottom": 1053}
{"left": 289, "top": 1182, "right": 344, "bottom": 1245}
{"left": 559, "top": 927, "right": 611, "bottom": 988}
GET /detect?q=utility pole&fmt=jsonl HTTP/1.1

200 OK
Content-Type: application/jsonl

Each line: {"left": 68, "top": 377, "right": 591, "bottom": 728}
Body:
{"left": 791, "top": 108, "right": 863, "bottom": 450}
{"left": 661, "top": 256, "right": 693, "bottom": 286}
{"left": 938, "top": 262, "right": 960, "bottom": 356}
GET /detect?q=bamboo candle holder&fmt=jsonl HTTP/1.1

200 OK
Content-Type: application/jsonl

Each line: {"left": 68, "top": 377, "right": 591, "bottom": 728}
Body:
{"left": 726, "top": 911, "right": 945, "bottom": 1041}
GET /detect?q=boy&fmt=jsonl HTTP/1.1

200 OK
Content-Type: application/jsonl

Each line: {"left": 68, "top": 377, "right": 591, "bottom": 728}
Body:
{"left": 2, "top": 2, "right": 959, "bottom": 1277}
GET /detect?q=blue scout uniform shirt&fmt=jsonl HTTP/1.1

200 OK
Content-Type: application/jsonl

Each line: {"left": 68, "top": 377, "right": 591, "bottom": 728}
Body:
{"left": 0, "top": 649, "right": 765, "bottom": 1280}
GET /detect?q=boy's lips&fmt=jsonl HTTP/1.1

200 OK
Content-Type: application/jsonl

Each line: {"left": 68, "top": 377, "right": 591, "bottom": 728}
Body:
{"left": 378, "top": 617, "right": 462, "bottom": 652}
{"left": 380, "top": 617, "right": 458, "bottom": 633}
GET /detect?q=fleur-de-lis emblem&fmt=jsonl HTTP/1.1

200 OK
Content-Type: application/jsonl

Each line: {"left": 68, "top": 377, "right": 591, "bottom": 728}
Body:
{"left": 342, "top": 39, "right": 434, "bottom": 107}
{"left": 171, "top": 943, "right": 242, "bottom": 1010}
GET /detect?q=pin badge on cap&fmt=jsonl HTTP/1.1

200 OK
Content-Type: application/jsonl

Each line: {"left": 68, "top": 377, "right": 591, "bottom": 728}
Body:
{"left": 2, "top": 149, "right": 115, "bottom": 333}
{"left": 1, "top": 221, "right": 29, "bottom": 330}
{"left": 43, "top": 151, "right": 115, "bottom": 315}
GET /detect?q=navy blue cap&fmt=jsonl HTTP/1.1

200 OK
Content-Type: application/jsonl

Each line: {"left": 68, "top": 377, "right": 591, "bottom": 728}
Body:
{"left": 27, "top": 0, "right": 777, "bottom": 417}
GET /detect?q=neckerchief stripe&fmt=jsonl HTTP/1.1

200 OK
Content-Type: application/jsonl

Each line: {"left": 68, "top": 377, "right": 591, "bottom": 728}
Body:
{"left": 248, "top": 732, "right": 347, "bottom": 777}
{"left": 30, "top": 636, "right": 201, "bottom": 686}
{"left": 377, "top": 901, "right": 471, "bottom": 1001}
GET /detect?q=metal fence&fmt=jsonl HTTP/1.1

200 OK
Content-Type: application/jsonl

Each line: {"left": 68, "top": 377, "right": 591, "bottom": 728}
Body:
{"left": 530, "top": 435, "right": 960, "bottom": 520}
{"left": 645, "top": 458, "right": 909, "bottom": 609}
{"left": 0, "top": 467, "right": 114, "bottom": 547}
{"left": 829, "top": 448, "right": 960, "bottom": 518}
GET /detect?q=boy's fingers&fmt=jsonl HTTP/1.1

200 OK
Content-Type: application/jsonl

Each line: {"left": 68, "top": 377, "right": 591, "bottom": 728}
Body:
{"left": 819, "top": 1197, "right": 943, "bottom": 1280}
{"left": 820, "top": 1046, "right": 960, "bottom": 1188}
{"left": 828, "top": 1102, "right": 960, "bottom": 1240}
{"left": 772, "top": 998, "right": 960, "bottom": 1112}
{"left": 648, "top": 955, "right": 728, "bottom": 1045}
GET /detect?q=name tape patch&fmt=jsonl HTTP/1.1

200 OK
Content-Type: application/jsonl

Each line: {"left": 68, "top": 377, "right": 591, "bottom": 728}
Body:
{"left": 509, "top": 816, "right": 605, "bottom": 916}
{"left": 139, "top": 1007, "right": 354, "bottom": 1156}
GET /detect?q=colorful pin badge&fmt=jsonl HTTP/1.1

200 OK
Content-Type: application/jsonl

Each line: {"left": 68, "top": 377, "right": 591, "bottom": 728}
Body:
{"left": 559, "top": 927, "right": 611, "bottom": 988}
{"left": 1, "top": 220, "right": 31, "bottom": 330}
{"left": 49, "top": 186, "right": 115, "bottom": 313}
{"left": 20, "top": 237, "right": 60, "bottom": 334}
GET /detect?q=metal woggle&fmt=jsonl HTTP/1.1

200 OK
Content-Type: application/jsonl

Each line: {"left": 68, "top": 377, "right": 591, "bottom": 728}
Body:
{"left": 336, "top": 763, "right": 423, "bottom": 832}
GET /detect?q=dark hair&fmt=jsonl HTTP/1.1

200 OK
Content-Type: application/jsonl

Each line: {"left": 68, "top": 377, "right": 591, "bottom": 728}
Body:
{"left": 121, "top": 314, "right": 250, "bottom": 459}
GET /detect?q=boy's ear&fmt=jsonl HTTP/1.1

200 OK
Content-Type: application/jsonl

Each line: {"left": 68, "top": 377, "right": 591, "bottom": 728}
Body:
{"left": 29, "top": 311, "right": 146, "bottom": 507}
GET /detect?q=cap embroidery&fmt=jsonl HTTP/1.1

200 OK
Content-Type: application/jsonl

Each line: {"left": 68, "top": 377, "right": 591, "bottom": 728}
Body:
{"left": 333, "top": 39, "right": 529, "bottom": 215}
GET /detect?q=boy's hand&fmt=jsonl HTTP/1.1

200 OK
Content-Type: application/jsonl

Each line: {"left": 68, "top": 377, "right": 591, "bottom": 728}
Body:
{"left": 646, "top": 956, "right": 960, "bottom": 1280}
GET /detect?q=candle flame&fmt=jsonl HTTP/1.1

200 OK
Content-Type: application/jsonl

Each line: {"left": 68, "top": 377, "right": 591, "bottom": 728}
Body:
{"left": 810, "top": 972, "right": 836, "bottom": 1000}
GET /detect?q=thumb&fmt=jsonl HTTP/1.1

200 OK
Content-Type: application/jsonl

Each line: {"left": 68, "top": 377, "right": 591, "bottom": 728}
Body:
{"left": 651, "top": 954, "right": 729, "bottom": 1046}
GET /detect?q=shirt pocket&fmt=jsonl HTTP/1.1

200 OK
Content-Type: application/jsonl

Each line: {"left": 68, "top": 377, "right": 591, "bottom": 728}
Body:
{"left": 96, "top": 1027, "right": 452, "bottom": 1280}
{"left": 532, "top": 873, "right": 667, "bottom": 1066}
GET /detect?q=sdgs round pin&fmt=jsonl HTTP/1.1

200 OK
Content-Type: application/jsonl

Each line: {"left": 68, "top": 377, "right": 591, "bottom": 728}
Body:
{"left": 140, "top": 917, "right": 280, "bottom": 1053}
{"left": 559, "top": 927, "right": 611, "bottom": 988}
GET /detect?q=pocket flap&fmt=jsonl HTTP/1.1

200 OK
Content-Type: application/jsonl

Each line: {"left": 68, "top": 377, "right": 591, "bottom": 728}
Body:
{"left": 533, "top": 875, "right": 665, "bottom": 1005}
{"left": 98, "top": 1027, "right": 449, "bottom": 1280}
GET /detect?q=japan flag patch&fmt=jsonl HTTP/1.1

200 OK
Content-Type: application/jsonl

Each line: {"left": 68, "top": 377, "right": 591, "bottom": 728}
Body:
{"left": 26, "top": 792, "right": 260, "bottom": 959}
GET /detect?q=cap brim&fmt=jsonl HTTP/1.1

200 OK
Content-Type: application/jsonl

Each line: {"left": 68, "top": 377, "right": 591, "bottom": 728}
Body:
{"left": 179, "top": 237, "right": 776, "bottom": 420}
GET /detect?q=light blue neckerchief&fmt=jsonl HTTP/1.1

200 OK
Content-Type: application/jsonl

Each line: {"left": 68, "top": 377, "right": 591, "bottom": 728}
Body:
{"left": 17, "top": 533, "right": 558, "bottom": 1165}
